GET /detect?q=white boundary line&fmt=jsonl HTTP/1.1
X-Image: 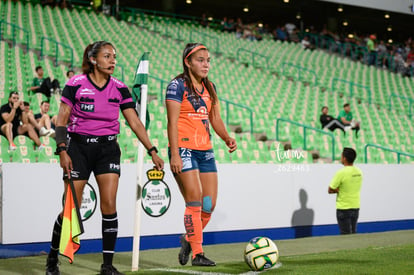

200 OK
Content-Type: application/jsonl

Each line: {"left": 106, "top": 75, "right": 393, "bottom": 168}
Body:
{"left": 150, "top": 262, "right": 282, "bottom": 275}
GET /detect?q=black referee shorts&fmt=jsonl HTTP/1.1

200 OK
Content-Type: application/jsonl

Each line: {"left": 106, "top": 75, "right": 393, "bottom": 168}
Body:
{"left": 64, "top": 134, "right": 121, "bottom": 180}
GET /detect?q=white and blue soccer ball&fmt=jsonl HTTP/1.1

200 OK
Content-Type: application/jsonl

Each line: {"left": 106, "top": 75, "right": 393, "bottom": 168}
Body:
{"left": 244, "top": 236, "right": 279, "bottom": 271}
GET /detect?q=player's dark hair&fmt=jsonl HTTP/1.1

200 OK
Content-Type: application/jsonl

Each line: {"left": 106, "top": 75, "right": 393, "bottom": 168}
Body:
{"left": 321, "top": 106, "right": 328, "bottom": 112}
{"left": 342, "top": 147, "right": 357, "bottom": 164}
{"left": 82, "top": 41, "right": 115, "bottom": 74}
{"left": 175, "top": 43, "right": 218, "bottom": 106}
{"left": 8, "top": 91, "right": 18, "bottom": 98}
{"left": 343, "top": 103, "right": 350, "bottom": 108}
{"left": 35, "top": 66, "right": 42, "bottom": 72}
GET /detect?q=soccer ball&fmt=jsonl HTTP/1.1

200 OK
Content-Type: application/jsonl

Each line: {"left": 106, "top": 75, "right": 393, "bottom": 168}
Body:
{"left": 244, "top": 236, "right": 279, "bottom": 271}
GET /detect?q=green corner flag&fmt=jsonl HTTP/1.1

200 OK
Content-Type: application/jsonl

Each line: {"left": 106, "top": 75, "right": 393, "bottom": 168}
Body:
{"left": 132, "top": 52, "right": 150, "bottom": 130}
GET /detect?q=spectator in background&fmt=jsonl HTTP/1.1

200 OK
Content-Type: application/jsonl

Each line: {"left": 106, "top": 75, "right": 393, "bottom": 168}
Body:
{"left": 320, "top": 106, "right": 345, "bottom": 134}
{"left": 0, "top": 92, "right": 44, "bottom": 150}
{"left": 66, "top": 69, "right": 74, "bottom": 81}
{"left": 30, "top": 66, "right": 60, "bottom": 98}
{"left": 34, "top": 101, "right": 56, "bottom": 137}
{"left": 221, "top": 17, "right": 235, "bottom": 33}
{"left": 328, "top": 147, "right": 363, "bottom": 234}
{"left": 367, "top": 34, "right": 377, "bottom": 66}
{"left": 301, "top": 36, "right": 314, "bottom": 50}
{"left": 23, "top": 101, "right": 54, "bottom": 137}
{"left": 200, "top": 13, "right": 209, "bottom": 28}
{"left": 285, "top": 22, "right": 296, "bottom": 39}
{"left": 404, "top": 47, "right": 414, "bottom": 77}
{"left": 338, "top": 103, "right": 360, "bottom": 137}
{"left": 273, "top": 26, "right": 287, "bottom": 42}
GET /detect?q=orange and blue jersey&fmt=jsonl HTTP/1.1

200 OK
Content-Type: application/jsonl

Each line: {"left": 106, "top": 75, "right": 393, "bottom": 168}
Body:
{"left": 165, "top": 77, "right": 216, "bottom": 151}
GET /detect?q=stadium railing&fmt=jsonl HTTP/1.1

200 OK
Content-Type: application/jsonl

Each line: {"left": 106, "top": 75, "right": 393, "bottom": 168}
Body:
{"left": 236, "top": 48, "right": 269, "bottom": 69}
{"left": 40, "top": 36, "right": 74, "bottom": 68}
{"left": 331, "top": 78, "right": 372, "bottom": 104}
{"left": 364, "top": 144, "right": 414, "bottom": 164}
{"left": 282, "top": 62, "right": 318, "bottom": 86}
{"left": 0, "top": 20, "right": 29, "bottom": 51}
{"left": 388, "top": 93, "right": 413, "bottom": 118}
{"left": 275, "top": 118, "right": 336, "bottom": 161}
{"left": 220, "top": 98, "right": 254, "bottom": 134}
{"left": 148, "top": 75, "right": 170, "bottom": 102}
{"left": 190, "top": 30, "right": 220, "bottom": 54}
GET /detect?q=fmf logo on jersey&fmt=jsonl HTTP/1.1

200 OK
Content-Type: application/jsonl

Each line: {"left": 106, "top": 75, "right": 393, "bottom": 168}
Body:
{"left": 81, "top": 103, "right": 95, "bottom": 112}
{"left": 141, "top": 169, "right": 171, "bottom": 217}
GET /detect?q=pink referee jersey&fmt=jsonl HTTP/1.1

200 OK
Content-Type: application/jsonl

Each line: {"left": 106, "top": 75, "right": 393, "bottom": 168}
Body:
{"left": 61, "top": 74, "right": 135, "bottom": 136}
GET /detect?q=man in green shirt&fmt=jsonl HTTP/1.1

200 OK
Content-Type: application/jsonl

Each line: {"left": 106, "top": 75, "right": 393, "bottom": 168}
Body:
{"left": 338, "top": 103, "right": 360, "bottom": 137}
{"left": 367, "top": 34, "right": 377, "bottom": 66}
{"left": 328, "top": 147, "right": 362, "bottom": 234}
{"left": 30, "top": 66, "right": 60, "bottom": 98}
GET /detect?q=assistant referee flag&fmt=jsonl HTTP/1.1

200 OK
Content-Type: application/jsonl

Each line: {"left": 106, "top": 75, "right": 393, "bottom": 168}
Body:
{"left": 59, "top": 179, "right": 84, "bottom": 263}
{"left": 132, "top": 52, "right": 150, "bottom": 130}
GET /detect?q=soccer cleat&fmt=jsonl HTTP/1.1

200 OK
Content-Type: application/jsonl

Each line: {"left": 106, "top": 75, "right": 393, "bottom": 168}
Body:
{"left": 45, "top": 257, "right": 60, "bottom": 275}
{"left": 9, "top": 143, "right": 17, "bottom": 151}
{"left": 192, "top": 253, "right": 216, "bottom": 266}
{"left": 47, "top": 129, "right": 56, "bottom": 138}
{"left": 178, "top": 234, "right": 192, "bottom": 265}
{"left": 38, "top": 144, "right": 46, "bottom": 151}
{"left": 100, "top": 264, "right": 125, "bottom": 275}
{"left": 39, "top": 127, "right": 49, "bottom": 136}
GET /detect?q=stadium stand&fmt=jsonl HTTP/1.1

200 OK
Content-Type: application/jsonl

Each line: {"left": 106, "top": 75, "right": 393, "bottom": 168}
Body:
{"left": 0, "top": 0, "right": 412, "bottom": 164}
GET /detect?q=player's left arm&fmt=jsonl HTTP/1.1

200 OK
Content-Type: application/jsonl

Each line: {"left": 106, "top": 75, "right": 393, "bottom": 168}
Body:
{"left": 328, "top": 171, "right": 341, "bottom": 194}
{"left": 328, "top": 187, "right": 339, "bottom": 194}
{"left": 209, "top": 102, "right": 237, "bottom": 153}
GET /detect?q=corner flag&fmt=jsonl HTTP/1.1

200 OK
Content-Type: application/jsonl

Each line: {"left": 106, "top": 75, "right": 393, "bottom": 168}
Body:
{"left": 131, "top": 52, "right": 150, "bottom": 271}
{"left": 59, "top": 179, "right": 84, "bottom": 263}
{"left": 131, "top": 52, "right": 150, "bottom": 130}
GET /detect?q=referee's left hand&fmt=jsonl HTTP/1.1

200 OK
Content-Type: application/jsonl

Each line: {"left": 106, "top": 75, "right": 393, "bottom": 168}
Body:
{"left": 151, "top": 154, "right": 164, "bottom": 170}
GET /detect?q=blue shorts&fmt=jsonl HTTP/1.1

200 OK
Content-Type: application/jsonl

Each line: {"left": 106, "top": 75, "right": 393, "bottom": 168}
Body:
{"left": 168, "top": 148, "right": 217, "bottom": 173}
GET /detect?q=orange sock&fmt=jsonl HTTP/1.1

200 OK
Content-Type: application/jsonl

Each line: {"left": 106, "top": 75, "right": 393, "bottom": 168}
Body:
{"left": 184, "top": 205, "right": 203, "bottom": 257}
{"left": 201, "top": 211, "right": 211, "bottom": 229}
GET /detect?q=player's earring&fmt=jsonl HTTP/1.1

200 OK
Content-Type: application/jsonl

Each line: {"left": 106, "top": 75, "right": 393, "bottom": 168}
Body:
{"left": 91, "top": 60, "right": 97, "bottom": 65}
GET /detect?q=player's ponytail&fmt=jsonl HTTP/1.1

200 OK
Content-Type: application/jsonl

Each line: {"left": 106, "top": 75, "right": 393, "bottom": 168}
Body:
{"left": 82, "top": 41, "right": 115, "bottom": 74}
{"left": 178, "top": 43, "right": 218, "bottom": 105}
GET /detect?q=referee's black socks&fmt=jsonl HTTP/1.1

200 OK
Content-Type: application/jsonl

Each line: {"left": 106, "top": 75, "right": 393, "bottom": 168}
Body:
{"left": 48, "top": 214, "right": 63, "bottom": 259}
{"left": 102, "top": 212, "right": 118, "bottom": 265}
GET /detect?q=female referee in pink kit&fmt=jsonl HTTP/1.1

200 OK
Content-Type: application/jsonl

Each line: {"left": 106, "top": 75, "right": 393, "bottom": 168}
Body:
{"left": 166, "top": 43, "right": 237, "bottom": 266}
{"left": 45, "top": 41, "right": 164, "bottom": 275}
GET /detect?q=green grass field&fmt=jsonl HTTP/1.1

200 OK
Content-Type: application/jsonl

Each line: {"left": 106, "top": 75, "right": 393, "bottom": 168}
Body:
{"left": 1, "top": 230, "right": 413, "bottom": 274}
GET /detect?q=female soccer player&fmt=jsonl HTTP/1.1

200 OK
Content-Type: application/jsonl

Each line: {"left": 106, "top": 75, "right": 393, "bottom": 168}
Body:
{"left": 166, "top": 43, "right": 237, "bottom": 266}
{"left": 45, "top": 41, "right": 164, "bottom": 275}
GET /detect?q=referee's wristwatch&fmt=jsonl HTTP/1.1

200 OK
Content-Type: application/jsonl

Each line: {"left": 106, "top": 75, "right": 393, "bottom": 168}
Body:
{"left": 147, "top": 146, "right": 158, "bottom": 156}
{"left": 54, "top": 146, "right": 67, "bottom": 155}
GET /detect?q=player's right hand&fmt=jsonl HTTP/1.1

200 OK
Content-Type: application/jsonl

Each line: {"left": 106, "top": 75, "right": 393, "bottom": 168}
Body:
{"left": 59, "top": 151, "right": 73, "bottom": 179}
{"left": 170, "top": 154, "right": 183, "bottom": 174}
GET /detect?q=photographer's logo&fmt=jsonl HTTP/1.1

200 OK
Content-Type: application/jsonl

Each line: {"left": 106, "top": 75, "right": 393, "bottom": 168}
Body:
{"left": 275, "top": 143, "right": 305, "bottom": 162}
{"left": 273, "top": 143, "right": 310, "bottom": 173}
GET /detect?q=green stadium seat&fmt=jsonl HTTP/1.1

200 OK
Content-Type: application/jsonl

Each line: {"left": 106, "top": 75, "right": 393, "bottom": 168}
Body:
{"left": 37, "top": 145, "right": 58, "bottom": 163}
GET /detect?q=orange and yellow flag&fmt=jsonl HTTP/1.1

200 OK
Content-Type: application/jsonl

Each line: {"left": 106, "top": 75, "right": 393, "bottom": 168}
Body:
{"left": 59, "top": 179, "right": 84, "bottom": 263}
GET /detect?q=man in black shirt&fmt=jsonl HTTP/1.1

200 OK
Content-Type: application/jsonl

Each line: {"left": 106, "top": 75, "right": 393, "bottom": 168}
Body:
{"left": 320, "top": 106, "right": 346, "bottom": 134}
{"left": 0, "top": 91, "right": 43, "bottom": 150}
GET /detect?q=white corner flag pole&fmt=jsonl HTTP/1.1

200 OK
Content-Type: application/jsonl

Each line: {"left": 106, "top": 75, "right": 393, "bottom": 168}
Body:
{"left": 131, "top": 52, "right": 150, "bottom": 272}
